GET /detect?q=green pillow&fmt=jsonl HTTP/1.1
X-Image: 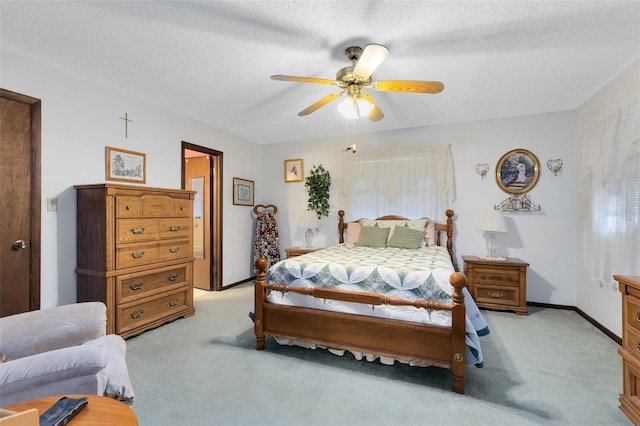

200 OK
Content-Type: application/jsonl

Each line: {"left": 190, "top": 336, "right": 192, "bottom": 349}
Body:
{"left": 355, "top": 226, "right": 390, "bottom": 248}
{"left": 386, "top": 225, "right": 425, "bottom": 249}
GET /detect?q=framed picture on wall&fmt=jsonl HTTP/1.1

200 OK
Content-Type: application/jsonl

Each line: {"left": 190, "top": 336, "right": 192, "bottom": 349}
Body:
{"left": 284, "top": 158, "right": 303, "bottom": 182}
{"left": 233, "top": 177, "right": 254, "bottom": 206}
{"left": 105, "top": 146, "right": 146, "bottom": 184}
{"left": 495, "top": 148, "right": 540, "bottom": 194}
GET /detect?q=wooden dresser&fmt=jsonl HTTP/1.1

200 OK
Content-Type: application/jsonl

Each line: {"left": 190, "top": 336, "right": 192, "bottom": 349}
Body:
{"left": 616, "top": 274, "right": 640, "bottom": 425}
{"left": 462, "top": 256, "right": 529, "bottom": 315}
{"left": 75, "top": 184, "right": 196, "bottom": 338}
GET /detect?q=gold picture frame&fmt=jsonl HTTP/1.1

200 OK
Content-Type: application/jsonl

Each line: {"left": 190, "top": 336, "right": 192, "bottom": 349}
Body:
{"left": 495, "top": 149, "right": 540, "bottom": 194}
{"left": 233, "top": 177, "right": 254, "bottom": 206}
{"left": 284, "top": 159, "right": 303, "bottom": 183}
{"left": 105, "top": 146, "right": 146, "bottom": 184}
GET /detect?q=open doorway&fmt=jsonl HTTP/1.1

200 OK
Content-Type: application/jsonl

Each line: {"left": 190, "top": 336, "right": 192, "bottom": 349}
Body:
{"left": 182, "top": 142, "right": 223, "bottom": 291}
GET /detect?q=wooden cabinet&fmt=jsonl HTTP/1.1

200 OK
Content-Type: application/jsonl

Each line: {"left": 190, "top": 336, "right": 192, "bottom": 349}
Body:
{"left": 284, "top": 247, "right": 322, "bottom": 258}
{"left": 617, "top": 274, "right": 640, "bottom": 425}
{"left": 462, "top": 255, "right": 529, "bottom": 316}
{"left": 75, "top": 184, "right": 196, "bottom": 338}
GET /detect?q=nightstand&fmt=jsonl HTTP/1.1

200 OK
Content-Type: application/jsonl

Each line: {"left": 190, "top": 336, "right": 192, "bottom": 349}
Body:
{"left": 462, "top": 255, "right": 529, "bottom": 315}
{"left": 284, "top": 247, "right": 322, "bottom": 258}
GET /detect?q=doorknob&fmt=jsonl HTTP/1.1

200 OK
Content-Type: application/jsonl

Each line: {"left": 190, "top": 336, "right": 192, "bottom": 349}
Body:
{"left": 12, "top": 240, "right": 28, "bottom": 250}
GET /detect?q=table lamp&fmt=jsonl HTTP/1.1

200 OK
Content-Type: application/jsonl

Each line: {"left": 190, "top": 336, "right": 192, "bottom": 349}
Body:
{"left": 477, "top": 208, "right": 508, "bottom": 260}
{"left": 298, "top": 210, "right": 320, "bottom": 248}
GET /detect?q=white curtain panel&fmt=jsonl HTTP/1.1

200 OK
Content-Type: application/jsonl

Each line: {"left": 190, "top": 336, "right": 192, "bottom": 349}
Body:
{"left": 341, "top": 145, "right": 454, "bottom": 221}
{"left": 580, "top": 91, "right": 640, "bottom": 288}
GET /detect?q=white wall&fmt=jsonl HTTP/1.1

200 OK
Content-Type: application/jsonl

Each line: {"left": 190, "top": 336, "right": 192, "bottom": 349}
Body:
{"left": 2, "top": 50, "right": 261, "bottom": 308}
{"left": 575, "top": 58, "right": 640, "bottom": 337}
{"left": 257, "top": 110, "right": 577, "bottom": 306}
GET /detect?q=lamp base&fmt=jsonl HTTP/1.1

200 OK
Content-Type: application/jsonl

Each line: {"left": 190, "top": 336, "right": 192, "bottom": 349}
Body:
{"left": 304, "top": 228, "right": 314, "bottom": 248}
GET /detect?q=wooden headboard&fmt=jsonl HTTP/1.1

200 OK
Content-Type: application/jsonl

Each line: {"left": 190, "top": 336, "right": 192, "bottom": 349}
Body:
{"left": 337, "top": 209, "right": 456, "bottom": 264}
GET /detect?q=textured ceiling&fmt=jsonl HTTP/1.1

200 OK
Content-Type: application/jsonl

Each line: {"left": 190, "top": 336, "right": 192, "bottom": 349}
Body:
{"left": 2, "top": 1, "right": 639, "bottom": 144}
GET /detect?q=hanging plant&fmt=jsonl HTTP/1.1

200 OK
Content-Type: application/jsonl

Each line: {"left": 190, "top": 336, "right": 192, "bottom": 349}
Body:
{"left": 305, "top": 164, "right": 331, "bottom": 220}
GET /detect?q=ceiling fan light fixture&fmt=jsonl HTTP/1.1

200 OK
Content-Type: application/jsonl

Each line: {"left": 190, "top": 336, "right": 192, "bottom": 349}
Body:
{"left": 337, "top": 96, "right": 374, "bottom": 119}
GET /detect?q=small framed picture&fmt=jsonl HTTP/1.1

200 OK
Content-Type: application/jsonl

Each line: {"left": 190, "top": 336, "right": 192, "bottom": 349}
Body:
{"left": 106, "top": 146, "right": 146, "bottom": 184}
{"left": 233, "top": 177, "right": 254, "bottom": 206}
{"left": 495, "top": 149, "right": 540, "bottom": 194}
{"left": 284, "top": 159, "right": 303, "bottom": 182}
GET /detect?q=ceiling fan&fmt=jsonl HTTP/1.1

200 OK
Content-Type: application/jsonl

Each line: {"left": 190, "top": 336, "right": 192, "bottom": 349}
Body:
{"left": 271, "top": 44, "right": 444, "bottom": 121}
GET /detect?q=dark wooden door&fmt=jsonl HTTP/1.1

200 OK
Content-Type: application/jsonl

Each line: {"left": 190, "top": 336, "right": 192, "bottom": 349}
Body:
{"left": 0, "top": 89, "right": 41, "bottom": 316}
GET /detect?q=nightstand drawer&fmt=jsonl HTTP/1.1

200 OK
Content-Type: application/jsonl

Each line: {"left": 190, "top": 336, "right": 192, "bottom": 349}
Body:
{"left": 473, "top": 267, "right": 521, "bottom": 287}
{"left": 626, "top": 326, "right": 640, "bottom": 364}
{"left": 626, "top": 296, "right": 640, "bottom": 333}
{"left": 475, "top": 285, "right": 519, "bottom": 306}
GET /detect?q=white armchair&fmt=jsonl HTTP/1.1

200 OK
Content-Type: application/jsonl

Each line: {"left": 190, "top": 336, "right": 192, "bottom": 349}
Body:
{"left": 0, "top": 302, "right": 134, "bottom": 407}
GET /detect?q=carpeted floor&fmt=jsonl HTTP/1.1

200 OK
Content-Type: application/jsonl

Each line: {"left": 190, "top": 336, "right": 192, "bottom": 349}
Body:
{"left": 125, "top": 282, "right": 630, "bottom": 425}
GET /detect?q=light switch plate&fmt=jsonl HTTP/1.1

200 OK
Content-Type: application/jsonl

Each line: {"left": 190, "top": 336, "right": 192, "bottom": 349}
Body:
{"left": 47, "top": 198, "right": 58, "bottom": 211}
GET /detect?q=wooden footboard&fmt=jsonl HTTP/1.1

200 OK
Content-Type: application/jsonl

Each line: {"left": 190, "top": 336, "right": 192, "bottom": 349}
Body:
{"left": 253, "top": 258, "right": 469, "bottom": 394}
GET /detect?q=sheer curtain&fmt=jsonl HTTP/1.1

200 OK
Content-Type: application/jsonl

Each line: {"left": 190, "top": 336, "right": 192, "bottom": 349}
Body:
{"left": 580, "top": 91, "right": 640, "bottom": 289}
{"left": 340, "top": 146, "right": 453, "bottom": 221}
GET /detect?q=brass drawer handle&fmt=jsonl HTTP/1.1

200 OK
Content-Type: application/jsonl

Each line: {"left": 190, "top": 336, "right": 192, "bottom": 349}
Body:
{"left": 487, "top": 290, "right": 504, "bottom": 298}
{"left": 130, "top": 282, "right": 145, "bottom": 290}
{"left": 180, "top": 206, "right": 185, "bottom": 211}
{"left": 637, "top": 342, "right": 640, "bottom": 353}
{"left": 131, "top": 251, "right": 145, "bottom": 259}
{"left": 168, "top": 299, "right": 180, "bottom": 306}
{"left": 130, "top": 310, "right": 144, "bottom": 319}
{"left": 169, "top": 246, "right": 181, "bottom": 253}
{"left": 126, "top": 205, "right": 132, "bottom": 210}
{"left": 169, "top": 225, "right": 181, "bottom": 232}
{"left": 168, "top": 274, "right": 179, "bottom": 281}
{"left": 636, "top": 312, "right": 640, "bottom": 322}
{"left": 130, "top": 226, "right": 146, "bottom": 234}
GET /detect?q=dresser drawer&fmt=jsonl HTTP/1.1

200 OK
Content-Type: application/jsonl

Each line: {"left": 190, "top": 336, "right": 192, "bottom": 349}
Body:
{"left": 158, "top": 239, "right": 192, "bottom": 262}
{"left": 626, "top": 296, "right": 640, "bottom": 333}
{"left": 117, "top": 289, "right": 190, "bottom": 334}
{"left": 475, "top": 285, "right": 519, "bottom": 306}
{"left": 173, "top": 198, "right": 191, "bottom": 217}
{"left": 473, "top": 267, "right": 521, "bottom": 287}
{"left": 117, "top": 264, "right": 190, "bottom": 303}
{"left": 158, "top": 218, "right": 191, "bottom": 239}
{"left": 116, "top": 196, "right": 142, "bottom": 217}
{"left": 116, "top": 219, "right": 159, "bottom": 243}
{"left": 142, "top": 195, "right": 174, "bottom": 217}
{"left": 116, "top": 241, "right": 159, "bottom": 269}
{"left": 626, "top": 326, "right": 640, "bottom": 364}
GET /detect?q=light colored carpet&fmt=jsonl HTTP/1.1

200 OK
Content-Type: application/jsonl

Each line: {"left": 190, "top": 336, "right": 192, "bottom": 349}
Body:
{"left": 125, "top": 282, "right": 629, "bottom": 425}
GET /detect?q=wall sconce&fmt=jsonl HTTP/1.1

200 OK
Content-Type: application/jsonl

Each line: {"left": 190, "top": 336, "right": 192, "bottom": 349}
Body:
{"left": 344, "top": 144, "right": 357, "bottom": 153}
{"left": 547, "top": 159, "right": 563, "bottom": 175}
{"left": 475, "top": 163, "right": 489, "bottom": 179}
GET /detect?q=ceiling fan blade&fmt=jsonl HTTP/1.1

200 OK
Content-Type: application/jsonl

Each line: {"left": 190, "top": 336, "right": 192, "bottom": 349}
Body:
{"left": 298, "top": 92, "right": 344, "bottom": 116}
{"left": 353, "top": 44, "right": 389, "bottom": 81}
{"left": 361, "top": 94, "right": 384, "bottom": 122}
{"left": 271, "top": 75, "right": 338, "bottom": 85}
{"left": 371, "top": 80, "right": 445, "bottom": 94}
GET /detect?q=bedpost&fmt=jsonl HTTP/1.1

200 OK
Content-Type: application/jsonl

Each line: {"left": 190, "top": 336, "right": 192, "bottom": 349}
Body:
{"left": 254, "top": 257, "right": 268, "bottom": 350}
{"left": 445, "top": 209, "right": 454, "bottom": 264}
{"left": 338, "top": 210, "right": 346, "bottom": 244}
{"left": 449, "top": 271, "right": 467, "bottom": 394}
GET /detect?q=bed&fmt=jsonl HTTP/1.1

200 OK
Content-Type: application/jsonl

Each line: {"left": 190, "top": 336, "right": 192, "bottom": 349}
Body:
{"left": 253, "top": 209, "right": 488, "bottom": 394}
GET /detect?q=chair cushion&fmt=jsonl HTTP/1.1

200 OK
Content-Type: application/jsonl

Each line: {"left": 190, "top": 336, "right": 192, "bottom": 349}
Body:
{"left": 82, "top": 335, "right": 135, "bottom": 405}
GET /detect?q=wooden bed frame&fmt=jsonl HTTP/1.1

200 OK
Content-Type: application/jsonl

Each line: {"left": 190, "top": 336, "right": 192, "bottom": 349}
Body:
{"left": 253, "top": 209, "right": 469, "bottom": 393}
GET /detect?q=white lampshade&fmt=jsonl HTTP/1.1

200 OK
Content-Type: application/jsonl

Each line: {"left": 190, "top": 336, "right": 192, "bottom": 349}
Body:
{"left": 298, "top": 210, "right": 320, "bottom": 229}
{"left": 477, "top": 209, "right": 508, "bottom": 233}
{"left": 337, "top": 96, "right": 374, "bottom": 119}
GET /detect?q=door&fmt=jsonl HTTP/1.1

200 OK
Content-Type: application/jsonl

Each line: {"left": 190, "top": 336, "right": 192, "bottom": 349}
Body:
{"left": 182, "top": 142, "right": 223, "bottom": 291}
{"left": 185, "top": 155, "right": 211, "bottom": 290}
{"left": 0, "top": 89, "right": 41, "bottom": 317}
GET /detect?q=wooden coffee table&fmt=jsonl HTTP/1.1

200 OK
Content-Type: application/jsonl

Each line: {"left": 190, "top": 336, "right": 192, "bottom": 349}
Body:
{"left": 3, "top": 394, "right": 138, "bottom": 425}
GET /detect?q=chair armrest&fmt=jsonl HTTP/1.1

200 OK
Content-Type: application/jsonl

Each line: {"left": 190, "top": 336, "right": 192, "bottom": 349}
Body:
{"left": 0, "top": 302, "right": 107, "bottom": 359}
{"left": 0, "top": 345, "right": 106, "bottom": 397}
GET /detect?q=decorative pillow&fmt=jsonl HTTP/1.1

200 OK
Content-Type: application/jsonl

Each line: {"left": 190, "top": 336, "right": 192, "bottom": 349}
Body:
{"left": 360, "top": 218, "right": 429, "bottom": 241}
{"left": 386, "top": 226, "right": 425, "bottom": 249}
{"left": 425, "top": 221, "right": 437, "bottom": 247}
{"left": 0, "top": 352, "right": 10, "bottom": 363}
{"left": 355, "top": 226, "right": 390, "bottom": 248}
{"left": 346, "top": 222, "right": 361, "bottom": 245}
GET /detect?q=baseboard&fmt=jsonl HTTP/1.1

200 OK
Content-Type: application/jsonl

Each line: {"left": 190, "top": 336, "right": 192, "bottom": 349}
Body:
{"left": 222, "top": 276, "right": 255, "bottom": 290}
{"left": 527, "top": 301, "right": 621, "bottom": 345}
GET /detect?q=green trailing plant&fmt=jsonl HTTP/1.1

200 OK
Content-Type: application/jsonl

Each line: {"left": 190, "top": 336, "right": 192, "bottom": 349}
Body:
{"left": 305, "top": 164, "right": 331, "bottom": 220}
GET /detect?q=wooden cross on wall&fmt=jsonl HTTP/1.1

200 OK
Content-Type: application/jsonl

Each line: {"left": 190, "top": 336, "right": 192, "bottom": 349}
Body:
{"left": 120, "top": 113, "right": 133, "bottom": 138}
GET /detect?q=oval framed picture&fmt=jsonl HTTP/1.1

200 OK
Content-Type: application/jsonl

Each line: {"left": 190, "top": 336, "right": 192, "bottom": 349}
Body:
{"left": 495, "top": 149, "right": 540, "bottom": 194}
